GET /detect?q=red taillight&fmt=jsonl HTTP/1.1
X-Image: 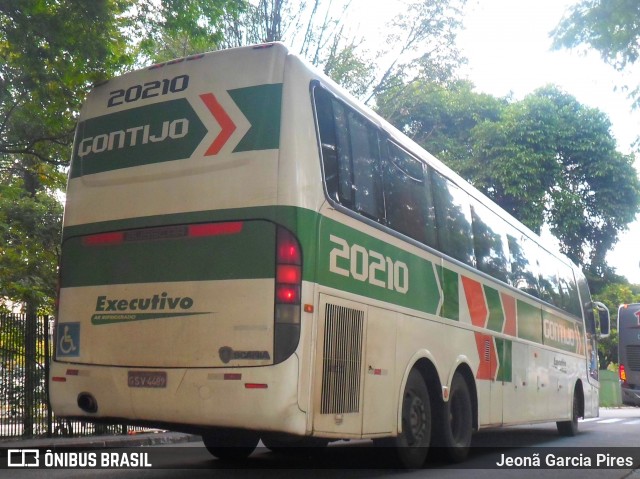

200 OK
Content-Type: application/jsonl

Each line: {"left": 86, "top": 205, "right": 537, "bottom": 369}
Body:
{"left": 274, "top": 227, "right": 303, "bottom": 363}
{"left": 277, "top": 232, "right": 301, "bottom": 265}
{"left": 276, "top": 285, "right": 301, "bottom": 304}
{"left": 82, "top": 231, "right": 124, "bottom": 246}
{"left": 188, "top": 222, "right": 243, "bottom": 237}
{"left": 620, "top": 364, "right": 627, "bottom": 382}
{"left": 245, "top": 383, "right": 268, "bottom": 389}
{"left": 275, "top": 228, "right": 301, "bottom": 305}
{"left": 83, "top": 222, "right": 243, "bottom": 246}
{"left": 277, "top": 265, "right": 301, "bottom": 284}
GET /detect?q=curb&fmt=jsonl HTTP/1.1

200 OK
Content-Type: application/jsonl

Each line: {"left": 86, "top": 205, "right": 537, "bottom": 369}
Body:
{"left": 0, "top": 431, "right": 200, "bottom": 450}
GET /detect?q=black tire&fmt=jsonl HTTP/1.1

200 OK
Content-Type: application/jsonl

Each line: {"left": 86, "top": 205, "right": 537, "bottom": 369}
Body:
{"left": 377, "top": 368, "right": 431, "bottom": 469}
{"left": 557, "top": 389, "right": 580, "bottom": 437}
{"left": 438, "top": 372, "right": 473, "bottom": 463}
{"left": 202, "top": 429, "right": 260, "bottom": 461}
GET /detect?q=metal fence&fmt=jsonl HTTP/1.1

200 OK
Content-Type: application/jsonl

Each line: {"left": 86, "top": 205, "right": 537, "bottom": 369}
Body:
{"left": 0, "top": 313, "right": 134, "bottom": 439}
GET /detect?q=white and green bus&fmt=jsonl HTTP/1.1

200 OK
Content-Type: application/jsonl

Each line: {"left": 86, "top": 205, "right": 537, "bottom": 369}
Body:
{"left": 50, "top": 43, "right": 610, "bottom": 468}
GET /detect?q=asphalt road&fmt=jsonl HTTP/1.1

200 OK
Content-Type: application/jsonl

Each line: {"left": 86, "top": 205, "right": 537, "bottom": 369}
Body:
{"left": 4, "top": 408, "right": 640, "bottom": 478}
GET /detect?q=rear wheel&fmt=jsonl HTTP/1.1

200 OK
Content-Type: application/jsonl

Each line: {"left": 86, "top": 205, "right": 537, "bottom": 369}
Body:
{"left": 557, "top": 389, "right": 580, "bottom": 437}
{"left": 377, "top": 368, "right": 431, "bottom": 469}
{"left": 202, "top": 429, "right": 260, "bottom": 461}
{"left": 437, "top": 372, "right": 473, "bottom": 463}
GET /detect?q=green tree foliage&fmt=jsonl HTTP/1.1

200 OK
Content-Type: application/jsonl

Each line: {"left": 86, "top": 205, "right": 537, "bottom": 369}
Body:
{"left": 552, "top": 0, "right": 640, "bottom": 69}
{"left": 219, "top": 0, "right": 467, "bottom": 101}
{"left": 552, "top": 0, "right": 640, "bottom": 107}
{"left": 363, "top": 0, "right": 467, "bottom": 103}
{"left": 0, "top": 0, "right": 132, "bottom": 168}
{"left": 377, "top": 81, "right": 640, "bottom": 275}
{"left": 376, "top": 80, "right": 505, "bottom": 163}
{"left": 0, "top": 184, "right": 62, "bottom": 313}
{"left": 594, "top": 282, "right": 640, "bottom": 315}
{"left": 0, "top": 0, "right": 134, "bottom": 310}
{"left": 136, "top": 0, "right": 244, "bottom": 63}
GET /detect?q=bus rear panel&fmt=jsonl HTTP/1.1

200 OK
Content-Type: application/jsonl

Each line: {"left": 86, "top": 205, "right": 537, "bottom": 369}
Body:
{"left": 619, "top": 303, "right": 640, "bottom": 406}
{"left": 50, "top": 44, "right": 312, "bottom": 435}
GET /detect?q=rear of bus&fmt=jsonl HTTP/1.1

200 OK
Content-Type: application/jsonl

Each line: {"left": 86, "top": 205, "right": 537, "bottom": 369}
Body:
{"left": 50, "top": 44, "right": 322, "bottom": 437}
{"left": 619, "top": 303, "right": 640, "bottom": 406}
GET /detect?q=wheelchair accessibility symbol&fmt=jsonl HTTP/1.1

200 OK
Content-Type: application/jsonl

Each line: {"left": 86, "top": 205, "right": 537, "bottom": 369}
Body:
{"left": 57, "top": 322, "right": 80, "bottom": 357}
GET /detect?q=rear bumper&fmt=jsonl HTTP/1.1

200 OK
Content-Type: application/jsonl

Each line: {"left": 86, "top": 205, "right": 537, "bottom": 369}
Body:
{"left": 621, "top": 384, "right": 640, "bottom": 407}
{"left": 49, "top": 354, "right": 307, "bottom": 435}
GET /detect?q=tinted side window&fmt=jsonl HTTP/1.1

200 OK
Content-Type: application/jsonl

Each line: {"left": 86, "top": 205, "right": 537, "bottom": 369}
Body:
{"left": 314, "top": 87, "right": 384, "bottom": 222}
{"left": 431, "top": 171, "right": 475, "bottom": 266}
{"left": 507, "top": 231, "right": 539, "bottom": 297}
{"left": 347, "top": 110, "right": 384, "bottom": 221}
{"left": 383, "top": 142, "right": 436, "bottom": 246}
{"left": 538, "top": 249, "right": 561, "bottom": 306}
{"left": 577, "top": 274, "right": 595, "bottom": 333}
{"left": 314, "top": 88, "right": 341, "bottom": 202}
{"left": 558, "top": 266, "right": 581, "bottom": 317}
{"left": 333, "top": 101, "right": 355, "bottom": 205}
{"left": 471, "top": 201, "right": 509, "bottom": 282}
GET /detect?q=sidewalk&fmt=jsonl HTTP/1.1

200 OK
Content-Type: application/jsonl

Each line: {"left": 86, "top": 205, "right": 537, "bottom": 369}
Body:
{"left": 0, "top": 431, "right": 200, "bottom": 450}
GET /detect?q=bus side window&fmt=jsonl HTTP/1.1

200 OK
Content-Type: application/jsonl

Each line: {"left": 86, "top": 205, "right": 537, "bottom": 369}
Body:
{"left": 538, "top": 248, "right": 561, "bottom": 307}
{"left": 383, "top": 142, "right": 436, "bottom": 247}
{"left": 314, "top": 88, "right": 341, "bottom": 202}
{"left": 431, "top": 171, "right": 475, "bottom": 266}
{"left": 345, "top": 109, "right": 384, "bottom": 222}
{"left": 577, "top": 275, "right": 596, "bottom": 334}
{"left": 314, "top": 86, "right": 384, "bottom": 222}
{"left": 470, "top": 201, "right": 509, "bottom": 282}
{"left": 507, "top": 232, "right": 540, "bottom": 297}
{"left": 558, "top": 266, "right": 582, "bottom": 317}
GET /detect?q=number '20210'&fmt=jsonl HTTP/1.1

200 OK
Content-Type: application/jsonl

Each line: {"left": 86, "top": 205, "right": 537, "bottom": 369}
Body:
{"left": 329, "top": 235, "right": 409, "bottom": 294}
{"left": 107, "top": 75, "right": 189, "bottom": 108}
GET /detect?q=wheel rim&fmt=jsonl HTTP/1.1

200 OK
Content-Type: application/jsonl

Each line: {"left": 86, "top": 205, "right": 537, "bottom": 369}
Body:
{"left": 405, "top": 391, "right": 428, "bottom": 445}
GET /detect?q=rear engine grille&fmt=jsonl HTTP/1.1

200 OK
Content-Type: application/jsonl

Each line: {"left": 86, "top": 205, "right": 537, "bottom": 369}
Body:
{"left": 320, "top": 304, "right": 364, "bottom": 415}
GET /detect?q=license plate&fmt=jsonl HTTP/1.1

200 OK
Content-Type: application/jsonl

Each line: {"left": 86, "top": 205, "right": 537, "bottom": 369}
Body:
{"left": 127, "top": 371, "right": 167, "bottom": 388}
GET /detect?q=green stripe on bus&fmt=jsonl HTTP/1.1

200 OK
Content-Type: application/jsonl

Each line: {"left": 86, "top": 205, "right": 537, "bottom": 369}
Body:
{"left": 484, "top": 286, "right": 505, "bottom": 333}
{"left": 316, "top": 218, "right": 441, "bottom": 315}
{"left": 517, "top": 300, "right": 543, "bottom": 343}
{"left": 91, "top": 312, "right": 207, "bottom": 325}
{"left": 436, "top": 265, "right": 459, "bottom": 321}
{"left": 62, "top": 205, "right": 587, "bottom": 355}
{"left": 495, "top": 338, "right": 513, "bottom": 382}
{"left": 60, "top": 220, "right": 276, "bottom": 287}
{"left": 230, "top": 84, "right": 282, "bottom": 152}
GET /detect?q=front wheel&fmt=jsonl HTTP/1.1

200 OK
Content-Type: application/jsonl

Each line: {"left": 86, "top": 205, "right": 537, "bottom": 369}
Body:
{"left": 202, "top": 429, "right": 260, "bottom": 461}
{"left": 377, "top": 368, "right": 431, "bottom": 469}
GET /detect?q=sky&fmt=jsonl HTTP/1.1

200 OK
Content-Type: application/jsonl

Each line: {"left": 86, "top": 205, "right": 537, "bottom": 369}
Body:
{"left": 352, "top": 0, "right": 640, "bottom": 284}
